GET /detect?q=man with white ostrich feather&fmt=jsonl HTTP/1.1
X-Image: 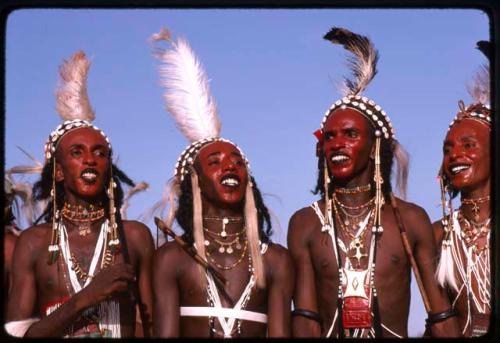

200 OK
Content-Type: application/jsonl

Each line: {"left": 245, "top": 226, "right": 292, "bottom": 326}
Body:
{"left": 5, "top": 51, "right": 154, "bottom": 338}
{"left": 287, "top": 27, "right": 460, "bottom": 338}
{"left": 432, "top": 41, "right": 492, "bottom": 337}
{"left": 149, "top": 27, "right": 294, "bottom": 338}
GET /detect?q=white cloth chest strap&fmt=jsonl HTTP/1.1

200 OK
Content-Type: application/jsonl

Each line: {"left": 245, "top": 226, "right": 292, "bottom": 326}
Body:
{"left": 180, "top": 306, "right": 267, "bottom": 323}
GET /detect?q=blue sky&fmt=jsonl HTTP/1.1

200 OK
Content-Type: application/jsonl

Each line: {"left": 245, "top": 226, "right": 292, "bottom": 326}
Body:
{"left": 5, "top": 8, "right": 489, "bottom": 336}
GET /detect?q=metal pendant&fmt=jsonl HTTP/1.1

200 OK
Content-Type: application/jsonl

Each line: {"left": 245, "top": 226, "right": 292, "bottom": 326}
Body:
{"left": 78, "top": 222, "right": 91, "bottom": 237}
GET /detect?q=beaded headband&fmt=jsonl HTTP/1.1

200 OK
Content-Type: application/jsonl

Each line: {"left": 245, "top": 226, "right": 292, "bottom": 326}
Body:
{"left": 319, "top": 95, "right": 395, "bottom": 140}
{"left": 174, "top": 137, "right": 250, "bottom": 181}
{"left": 44, "top": 119, "right": 111, "bottom": 162}
{"left": 448, "top": 101, "right": 491, "bottom": 131}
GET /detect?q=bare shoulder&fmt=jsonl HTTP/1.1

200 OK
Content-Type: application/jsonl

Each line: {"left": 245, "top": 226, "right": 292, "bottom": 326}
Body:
{"left": 154, "top": 240, "right": 184, "bottom": 265}
{"left": 121, "top": 220, "right": 154, "bottom": 247}
{"left": 288, "top": 202, "right": 322, "bottom": 242}
{"left": 263, "top": 243, "right": 294, "bottom": 281}
{"left": 12, "top": 223, "right": 52, "bottom": 262}
{"left": 264, "top": 242, "right": 292, "bottom": 264}
{"left": 390, "top": 196, "right": 430, "bottom": 223}
{"left": 122, "top": 220, "right": 153, "bottom": 238}
{"left": 432, "top": 218, "right": 445, "bottom": 245}
{"left": 16, "top": 222, "right": 52, "bottom": 247}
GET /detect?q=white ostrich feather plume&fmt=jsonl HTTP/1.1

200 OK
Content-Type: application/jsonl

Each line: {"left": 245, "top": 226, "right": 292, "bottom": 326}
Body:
{"left": 151, "top": 27, "right": 221, "bottom": 142}
{"left": 55, "top": 50, "right": 95, "bottom": 122}
{"left": 467, "top": 64, "right": 490, "bottom": 106}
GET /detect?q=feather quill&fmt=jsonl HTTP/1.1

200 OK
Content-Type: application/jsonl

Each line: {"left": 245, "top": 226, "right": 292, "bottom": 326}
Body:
{"left": 151, "top": 28, "right": 221, "bottom": 142}
{"left": 120, "top": 181, "right": 149, "bottom": 219}
{"left": 324, "top": 27, "right": 379, "bottom": 96}
{"left": 55, "top": 51, "right": 95, "bottom": 122}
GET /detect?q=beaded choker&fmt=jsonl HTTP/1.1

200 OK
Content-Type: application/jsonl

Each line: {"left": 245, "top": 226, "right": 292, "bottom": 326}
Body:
{"left": 61, "top": 202, "right": 105, "bottom": 237}
{"left": 335, "top": 184, "right": 371, "bottom": 195}
{"left": 461, "top": 195, "right": 490, "bottom": 222}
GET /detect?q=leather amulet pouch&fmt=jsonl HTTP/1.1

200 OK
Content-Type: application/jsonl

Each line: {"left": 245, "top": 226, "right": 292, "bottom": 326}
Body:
{"left": 342, "top": 269, "right": 372, "bottom": 329}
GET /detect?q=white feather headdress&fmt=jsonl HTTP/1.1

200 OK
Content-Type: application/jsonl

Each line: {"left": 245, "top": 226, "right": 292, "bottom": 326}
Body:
{"left": 151, "top": 28, "right": 221, "bottom": 143}
{"left": 55, "top": 51, "right": 95, "bottom": 122}
{"left": 45, "top": 51, "right": 110, "bottom": 161}
{"left": 466, "top": 40, "right": 490, "bottom": 108}
{"left": 447, "top": 40, "right": 491, "bottom": 131}
{"left": 149, "top": 27, "right": 266, "bottom": 289}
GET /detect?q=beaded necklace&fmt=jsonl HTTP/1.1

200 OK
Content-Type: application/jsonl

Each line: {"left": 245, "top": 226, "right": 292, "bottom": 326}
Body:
{"left": 439, "top": 209, "right": 491, "bottom": 336}
{"left": 461, "top": 196, "right": 490, "bottom": 222}
{"left": 61, "top": 202, "right": 105, "bottom": 237}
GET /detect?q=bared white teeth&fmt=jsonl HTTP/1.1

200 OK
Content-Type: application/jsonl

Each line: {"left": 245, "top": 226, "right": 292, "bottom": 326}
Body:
{"left": 81, "top": 172, "right": 97, "bottom": 181}
{"left": 450, "top": 165, "right": 470, "bottom": 175}
{"left": 221, "top": 178, "right": 239, "bottom": 187}
{"left": 331, "top": 154, "right": 350, "bottom": 163}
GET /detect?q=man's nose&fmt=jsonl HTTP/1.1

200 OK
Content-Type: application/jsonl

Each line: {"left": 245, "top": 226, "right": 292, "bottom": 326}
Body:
{"left": 83, "top": 151, "right": 97, "bottom": 165}
{"left": 328, "top": 136, "right": 345, "bottom": 151}
{"left": 448, "top": 145, "right": 462, "bottom": 160}
{"left": 222, "top": 159, "right": 236, "bottom": 171}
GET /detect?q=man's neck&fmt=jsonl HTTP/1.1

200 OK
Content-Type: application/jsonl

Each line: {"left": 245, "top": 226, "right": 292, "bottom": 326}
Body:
{"left": 460, "top": 181, "right": 491, "bottom": 223}
{"left": 202, "top": 200, "right": 245, "bottom": 236}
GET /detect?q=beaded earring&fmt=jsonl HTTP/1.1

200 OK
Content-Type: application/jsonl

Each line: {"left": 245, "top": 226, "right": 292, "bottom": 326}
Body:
{"left": 48, "top": 158, "right": 60, "bottom": 264}
{"left": 372, "top": 131, "right": 384, "bottom": 234}
{"left": 107, "top": 163, "right": 120, "bottom": 252}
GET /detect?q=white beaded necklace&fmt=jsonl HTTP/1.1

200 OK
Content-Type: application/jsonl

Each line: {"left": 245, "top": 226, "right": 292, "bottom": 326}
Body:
{"left": 438, "top": 210, "right": 491, "bottom": 335}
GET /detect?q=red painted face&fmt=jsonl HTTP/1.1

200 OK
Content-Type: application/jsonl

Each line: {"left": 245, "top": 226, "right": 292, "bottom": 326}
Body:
{"left": 322, "top": 108, "right": 374, "bottom": 183}
{"left": 55, "top": 127, "right": 110, "bottom": 202}
{"left": 195, "top": 140, "right": 248, "bottom": 209}
{"left": 442, "top": 118, "right": 491, "bottom": 192}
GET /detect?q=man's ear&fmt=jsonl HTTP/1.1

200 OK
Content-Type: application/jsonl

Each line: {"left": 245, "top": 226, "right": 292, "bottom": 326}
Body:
{"left": 55, "top": 162, "right": 64, "bottom": 182}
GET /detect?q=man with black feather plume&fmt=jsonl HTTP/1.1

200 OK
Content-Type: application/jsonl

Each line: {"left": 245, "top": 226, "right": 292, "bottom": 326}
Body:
{"left": 5, "top": 51, "right": 154, "bottom": 338}
{"left": 433, "top": 40, "right": 492, "bottom": 337}
{"left": 287, "top": 27, "right": 460, "bottom": 338}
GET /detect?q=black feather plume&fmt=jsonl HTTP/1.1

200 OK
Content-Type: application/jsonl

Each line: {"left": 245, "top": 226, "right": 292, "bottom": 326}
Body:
{"left": 476, "top": 40, "right": 491, "bottom": 62}
{"left": 324, "top": 27, "right": 379, "bottom": 96}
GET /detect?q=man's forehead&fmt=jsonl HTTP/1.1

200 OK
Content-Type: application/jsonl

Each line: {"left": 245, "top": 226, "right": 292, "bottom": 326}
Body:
{"left": 324, "top": 108, "right": 373, "bottom": 130}
{"left": 199, "top": 141, "right": 241, "bottom": 158}
{"left": 57, "top": 127, "right": 109, "bottom": 149}
{"left": 447, "top": 119, "right": 490, "bottom": 140}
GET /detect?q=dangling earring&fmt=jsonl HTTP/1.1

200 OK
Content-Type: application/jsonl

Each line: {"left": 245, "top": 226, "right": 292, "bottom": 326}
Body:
{"left": 107, "top": 163, "right": 120, "bottom": 252}
{"left": 438, "top": 170, "right": 452, "bottom": 237}
{"left": 372, "top": 132, "right": 384, "bottom": 234}
{"left": 48, "top": 158, "right": 60, "bottom": 264}
{"left": 323, "top": 157, "right": 332, "bottom": 229}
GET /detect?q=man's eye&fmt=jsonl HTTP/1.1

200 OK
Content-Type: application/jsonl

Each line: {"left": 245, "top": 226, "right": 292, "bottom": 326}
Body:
{"left": 464, "top": 142, "right": 475, "bottom": 149}
{"left": 94, "top": 150, "right": 106, "bottom": 157}
{"left": 324, "top": 133, "right": 333, "bottom": 141}
{"left": 346, "top": 130, "right": 358, "bottom": 138}
{"left": 235, "top": 159, "right": 245, "bottom": 167}
{"left": 70, "top": 149, "right": 82, "bottom": 157}
{"left": 208, "top": 159, "right": 219, "bottom": 166}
